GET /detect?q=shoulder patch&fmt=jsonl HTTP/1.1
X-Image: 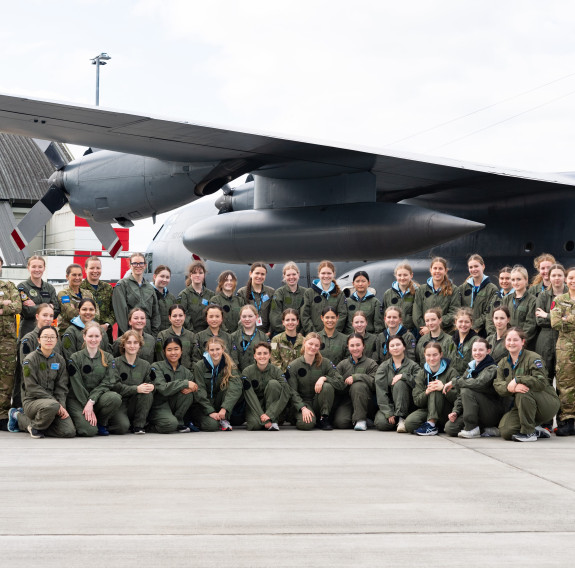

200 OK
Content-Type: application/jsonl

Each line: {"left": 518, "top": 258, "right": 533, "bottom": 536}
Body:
{"left": 348, "top": 304, "right": 356, "bottom": 311}
{"left": 314, "top": 296, "right": 322, "bottom": 304}
{"left": 534, "top": 359, "right": 543, "bottom": 368}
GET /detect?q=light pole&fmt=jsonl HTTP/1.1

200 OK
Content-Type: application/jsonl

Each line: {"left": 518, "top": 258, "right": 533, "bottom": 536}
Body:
{"left": 90, "top": 52, "right": 111, "bottom": 106}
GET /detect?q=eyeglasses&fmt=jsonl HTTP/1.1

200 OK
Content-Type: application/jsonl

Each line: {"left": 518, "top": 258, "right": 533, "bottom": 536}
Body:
{"left": 131, "top": 262, "right": 145, "bottom": 267}
{"left": 40, "top": 336, "right": 57, "bottom": 341}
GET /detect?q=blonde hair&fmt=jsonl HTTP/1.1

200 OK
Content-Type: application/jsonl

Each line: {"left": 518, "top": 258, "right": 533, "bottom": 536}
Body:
{"left": 301, "top": 332, "right": 323, "bottom": 367}
{"left": 119, "top": 330, "right": 144, "bottom": 354}
{"left": 27, "top": 255, "right": 46, "bottom": 267}
{"left": 394, "top": 261, "right": 417, "bottom": 295}
{"left": 282, "top": 261, "right": 300, "bottom": 281}
{"left": 205, "top": 336, "right": 236, "bottom": 390}
{"left": 455, "top": 307, "right": 474, "bottom": 324}
{"left": 531, "top": 253, "right": 556, "bottom": 288}
{"left": 82, "top": 322, "right": 108, "bottom": 367}
{"left": 511, "top": 265, "right": 529, "bottom": 282}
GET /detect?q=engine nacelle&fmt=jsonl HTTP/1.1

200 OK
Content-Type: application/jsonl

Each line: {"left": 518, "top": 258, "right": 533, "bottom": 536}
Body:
{"left": 184, "top": 202, "right": 483, "bottom": 263}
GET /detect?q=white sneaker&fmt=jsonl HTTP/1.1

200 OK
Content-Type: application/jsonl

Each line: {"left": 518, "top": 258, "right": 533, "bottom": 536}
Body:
{"left": 396, "top": 417, "right": 406, "bottom": 433}
{"left": 481, "top": 427, "right": 500, "bottom": 438}
{"left": 269, "top": 422, "right": 280, "bottom": 431}
{"left": 458, "top": 426, "right": 481, "bottom": 439}
{"left": 354, "top": 420, "right": 367, "bottom": 431}
{"left": 219, "top": 419, "right": 232, "bottom": 431}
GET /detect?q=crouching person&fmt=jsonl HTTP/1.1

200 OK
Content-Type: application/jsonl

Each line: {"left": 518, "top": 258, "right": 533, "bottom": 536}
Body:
{"left": 242, "top": 342, "right": 291, "bottom": 430}
{"left": 113, "top": 331, "right": 155, "bottom": 434}
{"left": 9, "top": 325, "right": 75, "bottom": 438}
{"left": 494, "top": 327, "right": 560, "bottom": 442}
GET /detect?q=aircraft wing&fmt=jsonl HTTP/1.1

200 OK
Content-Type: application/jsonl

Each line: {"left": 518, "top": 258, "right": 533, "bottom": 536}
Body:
{"left": 1, "top": 92, "right": 574, "bottom": 201}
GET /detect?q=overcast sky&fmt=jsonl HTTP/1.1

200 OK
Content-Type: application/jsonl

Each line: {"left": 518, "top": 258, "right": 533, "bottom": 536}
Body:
{"left": 2, "top": 1, "right": 575, "bottom": 249}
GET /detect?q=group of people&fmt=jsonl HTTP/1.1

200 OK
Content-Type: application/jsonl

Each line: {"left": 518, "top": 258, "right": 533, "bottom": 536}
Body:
{"left": 0, "top": 251, "right": 573, "bottom": 443}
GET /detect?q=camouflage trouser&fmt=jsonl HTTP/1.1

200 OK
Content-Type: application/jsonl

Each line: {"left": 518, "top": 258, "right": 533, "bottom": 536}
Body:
{"left": 556, "top": 336, "right": 575, "bottom": 421}
{"left": 0, "top": 336, "right": 17, "bottom": 419}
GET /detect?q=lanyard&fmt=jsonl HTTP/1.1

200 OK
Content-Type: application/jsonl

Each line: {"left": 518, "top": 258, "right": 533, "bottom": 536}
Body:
{"left": 241, "top": 329, "right": 257, "bottom": 352}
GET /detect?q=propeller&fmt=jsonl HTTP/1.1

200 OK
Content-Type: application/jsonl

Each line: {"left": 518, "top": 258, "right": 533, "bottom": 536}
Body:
{"left": 10, "top": 139, "right": 124, "bottom": 259}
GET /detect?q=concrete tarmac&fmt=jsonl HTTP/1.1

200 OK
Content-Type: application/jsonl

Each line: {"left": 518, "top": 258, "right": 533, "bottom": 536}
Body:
{"left": 2, "top": 429, "right": 575, "bottom": 567}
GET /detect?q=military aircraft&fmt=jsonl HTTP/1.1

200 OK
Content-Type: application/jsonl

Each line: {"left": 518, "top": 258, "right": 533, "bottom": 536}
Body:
{"left": 1, "top": 91, "right": 575, "bottom": 293}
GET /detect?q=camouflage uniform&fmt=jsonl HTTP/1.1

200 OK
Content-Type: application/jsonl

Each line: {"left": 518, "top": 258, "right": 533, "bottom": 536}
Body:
{"left": 57, "top": 287, "right": 99, "bottom": 334}
{"left": 18, "top": 350, "right": 75, "bottom": 437}
{"left": 210, "top": 293, "right": 245, "bottom": 333}
{"left": 112, "top": 274, "right": 161, "bottom": 336}
{"left": 177, "top": 285, "right": 215, "bottom": 332}
{"left": 155, "top": 327, "right": 196, "bottom": 370}
{"left": 61, "top": 321, "right": 112, "bottom": 361}
{"left": 67, "top": 349, "right": 124, "bottom": 436}
{"left": 241, "top": 363, "right": 291, "bottom": 430}
{"left": 551, "top": 294, "right": 575, "bottom": 421}
{"left": 333, "top": 355, "right": 379, "bottom": 428}
{"left": 535, "top": 287, "right": 567, "bottom": 379}
{"left": 301, "top": 282, "right": 348, "bottom": 334}
{"left": 344, "top": 291, "right": 384, "bottom": 334}
{"left": 17, "top": 278, "right": 60, "bottom": 339}
{"left": 192, "top": 328, "right": 233, "bottom": 364}
{"left": 80, "top": 279, "right": 115, "bottom": 332}
{"left": 113, "top": 332, "right": 155, "bottom": 364}
{"left": 0, "top": 279, "right": 22, "bottom": 419}
{"left": 113, "top": 355, "right": 155, "bottom": 431}
{"left": 269, "top": 284, "right": 308, "bottom": 335}
{"left": 270, "top": 332, "right": 304, "bottom": 372}
{"left": 236, "top": 285, "right": 275, "bottom": 334}
{"left": 153, "top": 287, "right": 177, "bottom": 333}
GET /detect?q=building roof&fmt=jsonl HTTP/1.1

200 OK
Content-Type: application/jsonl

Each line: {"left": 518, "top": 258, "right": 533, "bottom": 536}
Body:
{"left": 0, "top": 133, "right": 72, "bottom": 202}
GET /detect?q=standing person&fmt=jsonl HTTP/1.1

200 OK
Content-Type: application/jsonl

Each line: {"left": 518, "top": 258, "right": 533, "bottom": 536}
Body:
{"left": 535, "top": 263, "right": 566, "bottom": 380}
{"left": 301, "top": 260, "right": 347, "bottom": 333}
{"left": 286, "top": 332, "right": 344, "bottom": 430}
{"left": 192, "top": 336, "right": 242, "bottom": 431}
{"left": 375, "top": 306, "right": 417, "bottom": 363}
{"left": 57, "top": 263, "right": 98, "bottom": 333}
{"left": 113, "top": 253, "right": 160, "bottom": 336}
{"left": 177, "top": 260, "right": 214, "bottom": 332}
{"left": 113, "top": 330, "right": 155, "bottom": 434}
{"left": 155, "top": 304, "right": 196, "bottom": 370}
{"left": 271, "top": 308, "right": 305, "bottom": 372}
{"left": 348, "top": 310, "right": 377, "bottom": 361}
{"left": 450, "top": 308, "right": 479, "bottom": 375}
{"left": 443, "top": 338, "right": 506, "bottom": 438}
{"left": 230, "top": 304, "right": 270, "bottom": 371}
{"left": 497, "top": 266, "right": 514, "bottom": 299}
{"left": 318, "top": 306, "right": 348, "bottom": 365}
{"left": 236, "top": 262, "right": 274, "bottom": 335}
{"left": 67, "top": 322, "right": 124, "bottom": 436}
{"left": 269, "top": 262, "right": 307, "bottom": 336}
{"left": 413, "top": 257, "right": 461, "bottom": 336}
{"left": 0, "top": 256, "right": 22, "bottom": 431}
{"left": 491, "top": 266, "right": 537, "bottom": 346}
{"left": 152, "top": 265, "right": 177, "bottom": 333}
{"left": 415, "top": 307, "right": 456, "bottom": 365}
{"left": 211, "top": 271, "right": 244, "bottom": 333}
{"left": 494, "top": 328, "right": 560, "bottom": 442}
{"left": 551, "top": 268, "right": 575, "bottom": 436}
{"left": 242, "top": 342, "right": 291, "bottom": 431}
{"left": 382, "top": 262, "right": 418, "bottom": 334}
{"left": 529, "top": 253, "right": 556, "bottom": 298}
{"left": 458, "top": 254, "right": 498, "bottom": 336}
{"left": 61, "top": 298, "right": 111, "bottom": 360}
{"left": 404, "top": 342, "right": 458, "bottom": 436}
{"left": 374, "top": 336, "right": 420, "bottom": 433}
{"left": 80, "top": 256, "right": 115, "bottom": 342}
{"left": 149, "top": 337, "right": 206, "bottom": 433}
{"left": 113, "top": 308, "right": 155, "bottom": 363}
{"left": 486, "top": 306, "right": 511, "bottom": 363}
{"left": 8, "top": 325, "right": 75, "bottom": 438}
{"left": 344, "top": 271, "right": 383, "bottom": 334}
{"left": 193, "top": 304, "right": 233, "bottom": 362}
{"left": 333, "top": 334, "right": 378, "bottom": 431}
{"left": 17, "top": 255, "right": 60, "bottom": 339}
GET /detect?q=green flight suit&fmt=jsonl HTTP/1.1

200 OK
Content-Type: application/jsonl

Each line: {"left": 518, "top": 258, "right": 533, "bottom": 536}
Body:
{"left": 154, "top": 287, "right": 178, "bottom": 333}
{"left": 112, "top": 274, "right": 161, "bottom": 336}
{"left": 382, "top": 284, "right": 418, "bottom": 333}
{"left": 488, "top": 292, "right": 537, "bottom": 347}
{"left": 155, "top": 327, "right": 196, "bottom": 370}
{"left": 450, "top": 331, "right": 480, "bottom": 375}
{"left": 301, "top": 285, "right": 348, "bottom": 334}
{"left": 18, "top": 350, "right": 75, "bottom": 437}
{"left": 17, "top": 278, "right": 60, "bottom": 339}
{"left": 0, "top": 278, "right": 21, "bottom": 419}
{"left": 413, "top": 281, "right": 461, "bottom": 334}
{"left": 485, "top": 333, "right": 508, "bottom": 364}
{"left": 230, "top": 328, "right": 270, "bottom": 371}
{"left": 113, "top": 355, "right": 154, "bottom": 431}
{"left": 241, "top": 362, "right": 291, "bottom": 429}
{"left": 415, "top": 331, "right": 456, "bottom": 365}
{"left": 61, "top": 322, "right": 111, "bottom": 361}
{"left": 535, "top": 287, "right": 566, "bottom": 379}
{"left": 210, "top": 292, "right": 245, "bottom": 333}
{"left": 374, "top": 357, "right": 420, "bottom": 431}
{"left": 318, "top": 329, "right": 348, "bottom": 365}
{"left": 333, "top": 355, "right": 378, "bottom": 428}
{"left": 374, "top": 327, "right": 417, "bottom": 364}
{"left": 193, "top": 328, "right": 233, "bottom": 364}
{"left": 494, "top": 349, "right": 560, "bottom": 439}
{"left": 177, "top": 285, "right": 215, "bottom": 332}
{"left": 344, "top": 292, "right": 384, "bottom": 335}
{"left": 67, "top": 348, "right": 123, "bottom": 436}
{"left": 236, "top": 285, "right": 275, "bottom": 334}
{"left": 113, "top": 332, "right": 155, "bottom": 364}
{"left": 269, "top": 284, "right": 308, "bottom": 335}
{"left": 458, "top": 278, "right": 498, "bottom": 335}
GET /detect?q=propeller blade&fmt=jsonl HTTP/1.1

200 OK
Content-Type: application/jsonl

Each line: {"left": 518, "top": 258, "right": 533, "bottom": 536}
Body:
{"left": 32, "top": 138, "right": 69, "bottom": 170}
{"left": 10, "top": 185, "right": 68, "bottom": 251}
{"left": 87, "top": 220, "right": 123, "bottom": 259}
